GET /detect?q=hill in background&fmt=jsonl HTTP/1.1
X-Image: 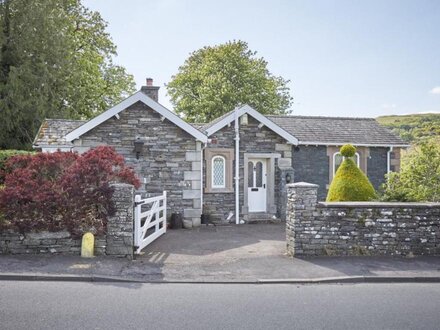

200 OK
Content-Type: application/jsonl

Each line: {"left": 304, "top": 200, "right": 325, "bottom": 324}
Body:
{"left": 376, "top": 113, "right": 440, "bottom": 143}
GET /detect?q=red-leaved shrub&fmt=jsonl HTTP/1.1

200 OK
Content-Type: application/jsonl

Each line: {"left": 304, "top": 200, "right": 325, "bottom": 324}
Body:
{"left": 0, "top": 146, "right": 140, "bottom": 236}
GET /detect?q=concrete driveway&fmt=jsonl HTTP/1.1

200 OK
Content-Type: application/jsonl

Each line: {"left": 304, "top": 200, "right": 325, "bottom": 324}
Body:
{"left": 131, "top": 223, "right": 288, "bottom": 281}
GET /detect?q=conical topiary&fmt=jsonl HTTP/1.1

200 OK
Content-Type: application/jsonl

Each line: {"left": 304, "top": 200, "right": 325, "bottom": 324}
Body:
{"left": 326, "top": 144, "right": 376, "bottom": 201}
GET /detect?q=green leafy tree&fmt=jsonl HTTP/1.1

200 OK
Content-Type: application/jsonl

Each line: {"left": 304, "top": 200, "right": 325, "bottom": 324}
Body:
{"left": 382, "top": 138, "right": 440, "bottom": 202}
{"left": 0, "top": 0, "right": 135, "bottom": 149}
{"left": 326, "top": 144, "right": 377, "bottom": 202}
{"left": 167, "top": 40, "right": 293, "bottom": 123}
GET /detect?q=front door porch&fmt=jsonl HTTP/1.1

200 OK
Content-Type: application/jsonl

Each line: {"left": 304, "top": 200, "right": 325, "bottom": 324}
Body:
{"left": 243, "top": 153, "right": 280, "bottom": 221}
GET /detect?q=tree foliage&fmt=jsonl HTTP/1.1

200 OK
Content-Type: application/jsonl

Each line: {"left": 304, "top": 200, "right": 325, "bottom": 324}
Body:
{"left": 0, "top": 146, "right": 140, "bottom": 236}
{"left": 327, "top": 145, "right": 376, "bottom": 202}
{"left": 381, "top": 138, "right": 440, "bottom": 202}
{"left": 0, "top": 0, "right": 135, "bottom": 149}
{"left": 167, "top": 40, "right": 293, "bottom": 123}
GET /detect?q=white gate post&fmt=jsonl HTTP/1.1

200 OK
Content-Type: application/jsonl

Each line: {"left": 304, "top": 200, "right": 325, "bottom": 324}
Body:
{"left": 134, "top": 194, "right": 142, "bottom": 250}
{"left": 163, "top": 191, "right": 167, "bottom": 233}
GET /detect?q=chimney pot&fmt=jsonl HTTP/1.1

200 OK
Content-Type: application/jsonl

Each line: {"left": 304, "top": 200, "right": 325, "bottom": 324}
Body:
{"left": 146, "top": 78, "right": 153, "bottom": 86}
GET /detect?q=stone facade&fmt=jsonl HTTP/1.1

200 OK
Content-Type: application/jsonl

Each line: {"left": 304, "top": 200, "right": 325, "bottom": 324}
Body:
{"left": 367, "top": 147, "right": 388, "bottom": 190}
{"left": 292, "top": 146, "right": 329, "bottom": 200}
{"left": 74, "top": 101, "right": 202, "bottom": 226}
{"left": 203, "top": 115, "right": 292, "bottom": 223}
{"left": 286, "top": 182, "right": 440, "bottom": 257}
{"left": 0, "top": 183, "right": 135, "bottom": 259}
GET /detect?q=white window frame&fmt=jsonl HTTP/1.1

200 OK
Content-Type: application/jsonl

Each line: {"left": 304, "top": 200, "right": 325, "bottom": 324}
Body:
{"left": 212, "top": 155, "right": 226, "bottom": 189}
{"left": 333, "top": 152, "right": 360, "bottom": 175}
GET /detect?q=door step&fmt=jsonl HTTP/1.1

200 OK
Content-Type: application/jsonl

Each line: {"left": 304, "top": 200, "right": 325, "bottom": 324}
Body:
{"left": 247, "top": 213, "right": 281, "bottom": 224}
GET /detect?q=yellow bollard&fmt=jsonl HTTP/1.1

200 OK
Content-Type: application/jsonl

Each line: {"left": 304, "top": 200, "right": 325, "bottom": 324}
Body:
{"left": 81, "top": 232, "right": 94, "bottom": 258}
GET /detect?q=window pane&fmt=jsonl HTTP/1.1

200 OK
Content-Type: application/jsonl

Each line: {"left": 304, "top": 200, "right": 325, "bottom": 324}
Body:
{"left": 334, "top": 154, "right": 343, "bottom": 173}
{"left": 256, "top": 161, "right": 263, "bottom": 187}
{"left": 248, "top": 161, "right": 254, "bottom": 188}
{"left": 213, "top": 157, "right": 225, "bottom": 187}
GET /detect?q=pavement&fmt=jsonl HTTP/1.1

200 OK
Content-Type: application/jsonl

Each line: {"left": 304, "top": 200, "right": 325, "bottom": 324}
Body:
{"left": 1, "top": 223, "right": 440, "bottom": 283}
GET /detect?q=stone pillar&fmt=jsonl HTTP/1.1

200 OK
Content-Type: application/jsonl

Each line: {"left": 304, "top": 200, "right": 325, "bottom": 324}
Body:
{"left": 106, "top": 183, "right": 134, "bottom": 259}
{"left": 286, "top": 182, "right": 318, "bottom": 256}
{"left": 277, "top": 166, "right": 294, "bottom": 221}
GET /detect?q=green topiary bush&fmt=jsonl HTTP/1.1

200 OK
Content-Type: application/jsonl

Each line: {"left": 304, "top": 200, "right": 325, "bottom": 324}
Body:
{"left": 340, "top": 144, "right": 356, "bottom": 157}
{"left": 326, "top": 145, "right": 376, "bottom": 201}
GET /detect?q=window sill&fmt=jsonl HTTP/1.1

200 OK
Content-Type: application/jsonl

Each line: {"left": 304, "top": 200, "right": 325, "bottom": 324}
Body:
{"left": 204, "top": 188, "right": 234, "bottom": 194}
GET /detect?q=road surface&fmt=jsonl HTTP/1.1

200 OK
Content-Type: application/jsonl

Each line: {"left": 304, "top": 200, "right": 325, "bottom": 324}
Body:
{"left": 1, "top": 281, "right": 439, "bottom": 329}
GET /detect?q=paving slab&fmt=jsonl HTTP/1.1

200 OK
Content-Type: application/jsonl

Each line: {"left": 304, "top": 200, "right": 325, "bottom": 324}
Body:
{"left": 1, "top": 223, "right": 440, "bottom": 282}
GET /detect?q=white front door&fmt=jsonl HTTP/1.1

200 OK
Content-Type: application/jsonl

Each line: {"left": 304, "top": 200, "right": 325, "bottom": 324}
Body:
{"left": 247, "top": 158, "right": 267, "bottom": 212}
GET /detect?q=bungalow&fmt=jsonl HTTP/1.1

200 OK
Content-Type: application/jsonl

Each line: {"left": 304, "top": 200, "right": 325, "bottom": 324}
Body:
{"left": 33, "top": 79, "right": 408, "bottom": 226}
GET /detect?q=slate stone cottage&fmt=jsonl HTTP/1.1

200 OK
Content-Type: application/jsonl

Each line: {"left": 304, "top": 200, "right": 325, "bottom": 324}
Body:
{"left": 34, "top": 79, "right": 408, "bottom": 226}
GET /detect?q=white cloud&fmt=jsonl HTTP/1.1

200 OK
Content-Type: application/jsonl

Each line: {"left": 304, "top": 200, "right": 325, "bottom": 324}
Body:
{"left": 430, "top": 86, "right": 440, "bottom": 94}
{"left": 381, "top": 103, "right": 397, "bottom": 109}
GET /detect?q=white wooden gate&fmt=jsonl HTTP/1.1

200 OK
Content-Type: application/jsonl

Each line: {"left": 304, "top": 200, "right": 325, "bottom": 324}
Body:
{"left": 134, "top": 191, "right": 167, "bottom": 254}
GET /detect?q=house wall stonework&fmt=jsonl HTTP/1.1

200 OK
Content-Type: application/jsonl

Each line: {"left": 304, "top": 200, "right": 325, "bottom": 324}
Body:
{"left": 292, "top": 146, "right": 329, "bottom": 200}
{"left": 203, "top": 116, "right": 291, "bottom": 223}
{"left": 367, "top": 147, "right": 388, "bottom": 190}
{"left": 286, "top": 182, "right": 440, "bottom": 257}
{"left": 75, "top": 101, "right": 201, "bottom": 226}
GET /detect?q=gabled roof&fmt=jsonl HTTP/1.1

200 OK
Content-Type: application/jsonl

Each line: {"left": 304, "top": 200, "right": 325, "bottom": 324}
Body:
{"left": 203, "top": 105, "right": 299, "bottom": 145}
{"left": 33, "top": 119, "right": 86, "bottom": 147}
{"left": 65, "top": 91, "right": 208, "bottom": 143}
{"left": 267, "top": 115, "right": 408, "bottom": 147}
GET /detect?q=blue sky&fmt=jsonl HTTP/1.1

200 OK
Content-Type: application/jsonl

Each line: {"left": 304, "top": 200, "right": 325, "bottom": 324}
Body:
{"left": 83, "top": 0, "right": 440, "bottom": 117}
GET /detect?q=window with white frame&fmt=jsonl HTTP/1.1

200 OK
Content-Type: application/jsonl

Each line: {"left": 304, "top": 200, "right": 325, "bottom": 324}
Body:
{"left": 212, "top": 155, "right": 226, "bottom": 188}
{"left": 333, "top": 152, "right": 360, "bottom": 175}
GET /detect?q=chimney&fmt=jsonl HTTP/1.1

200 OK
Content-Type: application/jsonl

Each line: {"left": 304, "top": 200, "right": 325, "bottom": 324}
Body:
{"left": 140, "top": 77, "right": 159, "bottom": 102}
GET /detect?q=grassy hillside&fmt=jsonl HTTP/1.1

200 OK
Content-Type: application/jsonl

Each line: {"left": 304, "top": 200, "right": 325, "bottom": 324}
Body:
{"left": 376, "top": 113, "right": 440, "bottom": 143}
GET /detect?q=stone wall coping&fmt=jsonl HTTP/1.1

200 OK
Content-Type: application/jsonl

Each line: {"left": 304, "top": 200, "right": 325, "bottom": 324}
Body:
{"left": 318, "top": 201, "right": 440, "bottom": 208}
{"left": 109, "top": 182, "right": 135, "bottom": 188}
{"left": 287, "top": 182, "right": 319, "bottom": 188}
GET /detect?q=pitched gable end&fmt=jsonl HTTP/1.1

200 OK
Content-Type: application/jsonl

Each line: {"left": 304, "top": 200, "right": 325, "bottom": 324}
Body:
{"left": 65, "top": 91, "right": 207, "bottom": 143}
{"left": 204, "top": 105, "right": 299, "bottom": 145}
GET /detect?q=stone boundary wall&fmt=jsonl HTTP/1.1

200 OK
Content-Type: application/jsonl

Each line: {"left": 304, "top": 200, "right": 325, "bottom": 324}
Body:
{"left": 286, "top": 182, "right": 440, "bottom": 257}
{"left": 0, "top": 183, "right": 135, "bottom": 259}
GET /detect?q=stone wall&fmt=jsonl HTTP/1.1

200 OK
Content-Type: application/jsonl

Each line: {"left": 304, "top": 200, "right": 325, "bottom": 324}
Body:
{"left": 0, "top": 183, "right": 135, "bottom": 259}
{"left": 286, "top": 182, "right": 440, "bottom": 257}
{"left": 74, "top": 101, "right": 201, "bottom": 226}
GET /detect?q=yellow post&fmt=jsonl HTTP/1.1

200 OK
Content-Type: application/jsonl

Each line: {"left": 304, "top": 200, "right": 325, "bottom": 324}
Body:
{"left": 81, "top": 232, "right": 94, "bottom": 258}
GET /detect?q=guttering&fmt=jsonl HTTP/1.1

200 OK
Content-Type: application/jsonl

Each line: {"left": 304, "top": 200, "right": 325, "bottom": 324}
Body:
{"left": 387, "top": 146, "right": 394, "bottom": 174}
{"left": 298, "top": 141, "right": 410, "bottom": 148}
{"left": 200, "top": 142, "right": 206, "bottom": 213}
{"left": 234, "top": 109, "right": 240, "bottom": 225}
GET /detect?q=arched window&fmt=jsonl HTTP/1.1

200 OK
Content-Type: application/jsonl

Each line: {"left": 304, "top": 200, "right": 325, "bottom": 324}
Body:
{"left": 212, "top": 156, "right": 226, "bottom": 188}
{"left": 333, "top": 152, "right": 360, "bottom": 175}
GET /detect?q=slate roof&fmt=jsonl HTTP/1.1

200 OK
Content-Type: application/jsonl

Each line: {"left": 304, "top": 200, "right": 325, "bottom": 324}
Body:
{"left": 267, "top": 115, "right": 407, "bottom": 146}
{"left": 33, "top": 119, "right": 86, "bottom": 146}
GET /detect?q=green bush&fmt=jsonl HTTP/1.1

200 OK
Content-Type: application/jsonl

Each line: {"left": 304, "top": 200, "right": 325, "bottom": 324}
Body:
{"left": 326, "top": 145, "right": 376, "bottom": 201}
{"left": 381, "top": 138, "right": 440, "bottom": 202}
{"left": 0, "top": 149, "right": 34, "bottom": 184}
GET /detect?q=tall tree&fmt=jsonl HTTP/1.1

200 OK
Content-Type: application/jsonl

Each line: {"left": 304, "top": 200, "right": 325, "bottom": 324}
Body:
{"left": 167, "top": 40, "right": 293, "bottom": 123}
{"left": 0, "top": 0, "right": 135, "bottom": 149}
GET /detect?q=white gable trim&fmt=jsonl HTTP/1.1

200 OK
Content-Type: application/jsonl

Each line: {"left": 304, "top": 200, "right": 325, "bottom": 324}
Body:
{"left": 205, "top": 104, "right": 299, "bottom": 145}
{"left": 65, "top": 91, "right": 208, "bottom": 143}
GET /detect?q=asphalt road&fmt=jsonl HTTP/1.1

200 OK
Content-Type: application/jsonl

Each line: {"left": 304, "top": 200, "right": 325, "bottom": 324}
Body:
{"left": 1, "top": 281, "right": 439, "bottom": 330}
